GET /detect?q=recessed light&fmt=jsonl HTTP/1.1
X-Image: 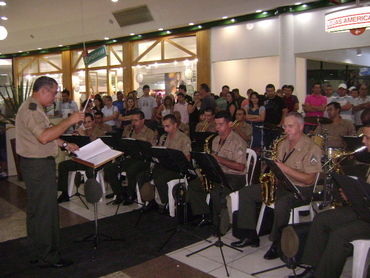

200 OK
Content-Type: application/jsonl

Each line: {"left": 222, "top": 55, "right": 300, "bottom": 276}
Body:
{"left": 231, "top": 18, "right": 235, "bottom": 22}
{"left": 302, "top": 4, "right": 307, "bottom": 7}
{"left": 0, "top": 2, "right": 6, "bottom": 6}
{"left": 222, "top": 16, "right": 228, "bottom": 19}
{"left": 58, "top": 45, "right": 63, "bottom": 47}
{"left": 111, "top": 0, "right": 118, "bottom": 2}
{"left": 104, "top": 37, "right": 109, "bottom": 40}
{"left": 37, "top": 48, "right": 42, "bottom": 50}
{"left": 256, "top": 10, "right": 262, "bottom": 13}
{"left": 198, "top": 25, "right": 202, "bottom": 29}
{"left": 18, "top": 50, "right": 22, "bottom": 53}
{"left": 263, "top": 11, "right": 268, "bottom": 14}
{"left": 138, "top": 35, "right": 142, "bottom": 37}
{"left": 295, "top": 2, "right": 302, "bottom": 5}
{"left": 188, "top": 23, "right": 194, "bottom": 26}
{"left": 158, "top": 28, "right": 163, "bottom": 31}
{"left": 1, "top": 16, "right": 7, "bottom": 20}
{"left": 166, "top": 30, "right": 171, "bottom": 34}
{"left": 112, "top": 39, "right": 117, "bottom": 42}
{"left": 130, "top": 33, "right": 135, "bottom": 36}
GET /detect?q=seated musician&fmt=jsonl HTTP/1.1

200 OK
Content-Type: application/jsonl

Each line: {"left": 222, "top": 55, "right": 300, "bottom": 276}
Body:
{"left": 57, "top": 113, "right": 103, "bottom": 203}
{"left": 231, "top": 112, "right": 322, "bottom": 260}
{"left": 195, "top": 107, "right": 216, "bottom": 133}
{"left": 291, "top": 122, "right": 370, "bottom": 278}
{"left": 94, "top": 111, "right": 113, "bottom": 133}
{"left": 173, "top": 111, "right": 190, "bottom": 137}
{"left": 314, "top": 102, "right": 354, "bottom": 148}
{"left": 231, "top": 108, "right": 253, "bottom": 147}
{"left": 103, "top": 111, "right": 157, "bottom": 205}
{"left": 188, "top": 111, "right": 247, "bottom": 235}
{"left": 136, "top": 114, "right": 191, "bottom": 212}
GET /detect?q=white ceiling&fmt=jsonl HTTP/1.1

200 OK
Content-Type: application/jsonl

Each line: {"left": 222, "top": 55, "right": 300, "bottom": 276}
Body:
{"left": 0, "top": 0, "right": 315, "bottom": 55}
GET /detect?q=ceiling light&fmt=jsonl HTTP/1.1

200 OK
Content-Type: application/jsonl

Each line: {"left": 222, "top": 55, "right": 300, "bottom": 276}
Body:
{"left": 295, "top": 2, "right": 302, "bottom": 5}
{"left": 0, "top": 25, "right": 7, "bottom": 40}
{"left": 18, "top": 50, "right": 22, "bottom": 53}
{"left": 302, "top": 4, "right": 307, "bottom": 8}
{"left": 1, "top": 16, "right": 7, "bottom": 20}
{"left": 222, "top": 16, "right": 228, "bottom": 19}
{"left": 256, "top": 10, "right": 262, "bottom": 13}
{"left": 188, "top": 22, "right": 194, "bottom": 26}
{"left": 130, "top": 33, "right": 135, "bottom": 36}
{"left": 0, "top": 1, "right": 6, "bottom": 6}
{"left": 111, "top": 0, "right": 118, "bottom": 2}
{"left": 158, "top": 28, "right": 163, "bottom": 31}
{"left": 166, "top": 30, "right": 171, "bottom": 34}
{"left": 231, "top": 18, "right": 235, "bottom": 22}
{"left": 112, "top": 39, "right": 117, "bottom": 42}
{"left": 37, "top": 48, "right": 42, "bottom": 50}
{"left": 198, "top": 25, "right": 202, "bottom": 29}
{"left": 104, "top": 37, "right": 109, "bottom": 40}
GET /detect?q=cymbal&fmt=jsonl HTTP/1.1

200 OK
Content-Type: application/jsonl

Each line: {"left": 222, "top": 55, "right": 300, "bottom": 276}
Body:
{"left": 304, "top": 116, "right": 333, "bottom": 125}
{"left": 263, "top": 122, "right": 284, "bottom": 133}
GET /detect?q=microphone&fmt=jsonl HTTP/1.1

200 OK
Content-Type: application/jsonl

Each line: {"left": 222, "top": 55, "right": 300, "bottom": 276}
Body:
{"left": 84, "top": 178, "right": 103, "bottom": 203}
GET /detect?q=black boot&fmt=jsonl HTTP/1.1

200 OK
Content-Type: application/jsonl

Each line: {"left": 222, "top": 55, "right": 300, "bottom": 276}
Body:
{"left": 231, "top": 229, "right": 260, "bottom": 248}
{"left": 57, "top": 191, "right": 70, "bottom": 203}
{"left": 264, "top": 241, "right": 279, "bottom": 260}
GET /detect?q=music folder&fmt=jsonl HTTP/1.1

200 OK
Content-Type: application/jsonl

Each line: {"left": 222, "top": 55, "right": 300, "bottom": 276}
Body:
{"left": 151, "top": 146, "right": 197, "bottom": 180}
{"left": 119, "top": 138, "right": 153, "bottom": 162}
{"left": 331, "top": 173, "right": 370, "bottom": 223}
{"left": 190, "top": 151, "right": 233, "bottom": 192}
{"left": 262, "top": 157, "right": 306, "bottom": 201}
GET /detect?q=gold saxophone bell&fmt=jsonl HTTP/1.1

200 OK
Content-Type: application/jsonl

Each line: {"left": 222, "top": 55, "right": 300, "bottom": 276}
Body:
{"left": 201, "top": 133, "right": 216, "bottom": 192}
{"left": 200, "top": 119, "right": 209, "bottom": 132}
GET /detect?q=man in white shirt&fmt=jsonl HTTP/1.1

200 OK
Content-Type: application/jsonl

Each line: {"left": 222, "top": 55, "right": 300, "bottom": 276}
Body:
{"left": 353, "top": 84, "right": 370, "bottom": 130}
{"left": 174, "top": 93, "right": 189, "bottom": 124}
{"left": 331, "top": 83, "right": 354, "bottom": 123}
{"left": 138, "top": 84, "right": 157, "bottom": 129}
{"left": 58, "top": 89, "right": 79, "bottom": 119}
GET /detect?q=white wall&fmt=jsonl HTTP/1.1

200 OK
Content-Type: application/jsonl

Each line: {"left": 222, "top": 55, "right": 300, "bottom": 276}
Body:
{"left": 212, "top": 56, "right": 280, "bottom": 96}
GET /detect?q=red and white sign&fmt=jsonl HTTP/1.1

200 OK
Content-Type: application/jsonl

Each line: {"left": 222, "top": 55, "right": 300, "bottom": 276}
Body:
{"left": 350, "top": 27, "right": 366, "bottom": 35}
{"left": 325, "top": 6, "right": 370, "bottom": 33}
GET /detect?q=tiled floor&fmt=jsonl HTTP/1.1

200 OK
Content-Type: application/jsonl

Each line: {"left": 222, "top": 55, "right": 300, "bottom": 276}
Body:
{"left": 0, "top": 176, "right": 358, "bottom": 278}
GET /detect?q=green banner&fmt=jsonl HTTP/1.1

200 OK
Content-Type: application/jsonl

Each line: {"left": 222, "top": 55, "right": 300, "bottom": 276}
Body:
{"left": 83, "top": 45, "right": 107, "bottom": 66}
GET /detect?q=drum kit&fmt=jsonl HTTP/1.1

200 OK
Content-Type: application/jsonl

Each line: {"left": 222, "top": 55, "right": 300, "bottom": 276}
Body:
{"left": 305, "top": 116, "right": 370, "bottom": 209}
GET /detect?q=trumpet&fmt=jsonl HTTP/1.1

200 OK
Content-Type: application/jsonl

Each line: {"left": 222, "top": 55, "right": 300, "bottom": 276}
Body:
{"left": 323, "top": 146, "right": 367, "bottom": 174}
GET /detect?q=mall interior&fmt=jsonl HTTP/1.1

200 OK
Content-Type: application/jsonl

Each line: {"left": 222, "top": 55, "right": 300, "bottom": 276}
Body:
{"left": 0, "top": 0, "right": 369, "bottom": 277}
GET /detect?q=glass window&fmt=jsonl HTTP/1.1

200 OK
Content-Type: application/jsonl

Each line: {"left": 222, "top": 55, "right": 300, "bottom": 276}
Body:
{"left": 109, "top": 45, "right": 123, "bottom": 66}
{"left": 40, "top": 54, "right": 62, "bottom": 72}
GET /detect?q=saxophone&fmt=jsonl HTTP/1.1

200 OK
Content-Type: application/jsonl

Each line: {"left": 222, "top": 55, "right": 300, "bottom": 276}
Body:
{"left": 202, "top": 133, "right": 217, "bottom": 192}
{"left": 259, "top": 135, "right": 287, "bottom": 205}
{"left": 200, "top": 119, "right": 209, "bottom": 132}
{"left": 231, "top": 119, "right": 239, "bottom": 128}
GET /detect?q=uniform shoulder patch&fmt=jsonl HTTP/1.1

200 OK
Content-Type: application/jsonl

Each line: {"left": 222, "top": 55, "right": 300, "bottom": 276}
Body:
{"left": 310, "top": 155, "right": 318, "bottom": 165}
{"left": 237, "top": 147, "right": 244, "bottom": 156}
{"left": 29, "top": 103, "right": 37, "bottom": 111}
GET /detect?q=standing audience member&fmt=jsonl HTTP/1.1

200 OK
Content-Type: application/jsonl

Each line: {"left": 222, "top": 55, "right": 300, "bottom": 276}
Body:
{"left": 231, "top": 113, "right": 321, "bottom": 261}
{"left": 178, "top": 84, "right": 192, "bottom": 103}
{"left": 353, "top": 84, "right": 370, "bottom": 131}
{"left": 226, "top": 90, "right": 238, "bottom": 120}
{"left": 16, "top": 76, "right": 84, "bottom": 268}
{"left": 113, "top": 91, "right": 125, "bottom": 114}
{"left": 138, "top": 85, "right": 157, "bottom": 129}
{"left": 102, "top": 96, "right": 119, "bottom": 132}
{"left": 302, "top": 83, "right": 327, "bottom": 133}
{"left": 232, "top": 88, "right": 246, "bottom": 109}
{"left": 331, "top": 83, "right": 354, "bottom": 123}
{"left": 93, "top": 97, "right": 104, "bottom": 113}
{"left": 119, "top": 97, "right": 139, "bottom": 130}
{"left": 216, "top": 85, "right": 229, "bottom": 111}
{"left": 58, "top": 89, "right": 79, "bottom": 119}
{"left": 283, "top": 85, "right": 299, "bottom": 112}
{"left": 324, "top": 84, "right": 334, "bottom": 118}
{"left": 199, "top": 83, "right": 216, "bottom": 113}
{"left": 156, "top": 95, "right": 174, "bottom": 123}
{"left": 263, "top": 84, "right": 287, "bottom": 148}
{"left": 174, "top": 92, "right": 189, "bottom": 124}
{"left": 245, "top": 92, "right": 266, "bottom": 154}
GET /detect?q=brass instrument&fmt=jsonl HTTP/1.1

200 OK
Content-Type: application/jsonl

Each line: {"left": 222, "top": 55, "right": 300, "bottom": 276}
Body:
{"left": 200, "top": 119, "right": 209, "bottom": 132}
{"left": 202, "top": 133, "right": 217, "bottom": 192}
{"left": 323, "top": 146, "right": 366, "bottom": 174}
{"left": 231, "top": 119, "right": 239, "bottom": 128}
{"left": 259, "top": 135, "right": 287, "bottom": 205}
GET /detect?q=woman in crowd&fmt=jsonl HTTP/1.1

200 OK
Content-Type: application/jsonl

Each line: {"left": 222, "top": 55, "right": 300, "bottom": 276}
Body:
{"left": 80, "top": 99, "right": 94, "bottom": 114}
{"left": 226, "top": 91, "right": 237, "bottom": 120}
{"left": 155, "top": 95, "right": 174, "bottom": 124}
{"left": 93, "top": 97, "right": 104, "bottom": 113}
{"left": 118, "top": 97, "right": 139, "bottom": 129}
{"left": 102, "top": 96, "right": 119, "bottom": 132}
{"left": 245, "top": 92, "right": 265, "bottom": 155}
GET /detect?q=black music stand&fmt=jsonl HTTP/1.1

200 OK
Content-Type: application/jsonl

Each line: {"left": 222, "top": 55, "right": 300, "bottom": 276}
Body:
{"left": 149, "top": 146, "right": 211, "bottom": 252}
{"left": 187, "top": 151, "right": 243, "bottom": 277}
{"left": 98, "top": 135, "right": 121, "bottom": 151}
{"left": 60, "top": 134, "right": 91, "bottom": 147}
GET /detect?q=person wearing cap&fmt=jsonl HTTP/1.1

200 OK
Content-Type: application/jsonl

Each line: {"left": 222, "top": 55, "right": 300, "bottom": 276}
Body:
{"left": 331, "top": 83, "right": 354, "bottom": 123}
{"left": 353, "top": 84, "right": 370, "bottom": 131}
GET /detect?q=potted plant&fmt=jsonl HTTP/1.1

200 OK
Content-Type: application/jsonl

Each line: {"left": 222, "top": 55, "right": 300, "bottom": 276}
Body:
{"left": 0, "top": 77, "right": 33, "bottom": 180}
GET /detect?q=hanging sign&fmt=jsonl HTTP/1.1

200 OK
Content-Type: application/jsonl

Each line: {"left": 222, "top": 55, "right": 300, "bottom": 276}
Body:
{"left": 83, "top": 45, "right": 107, "bottom": 66}
{"left": 325, "top": 6, "right": 370, "bottom": 33}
